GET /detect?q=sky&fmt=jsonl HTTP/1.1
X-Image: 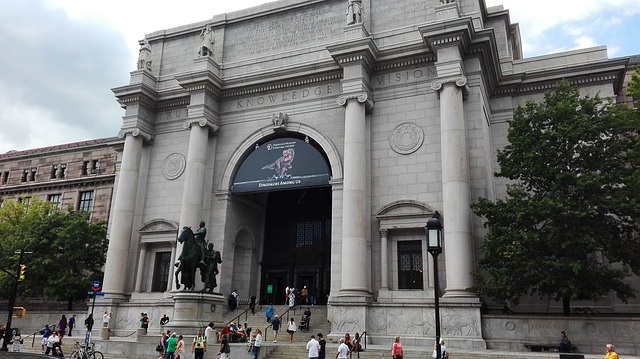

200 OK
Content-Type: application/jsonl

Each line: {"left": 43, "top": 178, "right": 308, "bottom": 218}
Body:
{"left": 1, "top": 0, "right": 639, "bottom": 154}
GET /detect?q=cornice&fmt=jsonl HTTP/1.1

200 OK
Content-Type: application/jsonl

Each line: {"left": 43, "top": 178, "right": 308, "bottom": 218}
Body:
{"left": 175, "top": 70, "right": 223, "bottom": 99}
{"left": 223, "top": 71, "right": 343, "bottom": 99}
{"left": 327, "top": 37, "right": 380, "bottom": 73}
{"left": 112, "top": 81, "right": 158, "bottom": 110}
{"left": 374, "top": 55, "right": 436, "bottom": 72}
{"left": 494, "top": 59, "right": 629, "bottom": 96}
{"left": 0, "top": 175, "right": 115, "bottom": 196}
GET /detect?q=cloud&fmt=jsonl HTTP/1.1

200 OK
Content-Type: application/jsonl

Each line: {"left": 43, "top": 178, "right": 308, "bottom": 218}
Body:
{"left": 486, "top": 0, "right": 640, "bottom": 57}
{"left": 0, "top": 0, "right": 130, "bottom": 153}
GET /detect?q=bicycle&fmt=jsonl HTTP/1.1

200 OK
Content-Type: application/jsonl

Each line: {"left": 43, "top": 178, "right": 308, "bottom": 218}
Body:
{"left": 70, "top": 341, "right": 104, "bottom": 359}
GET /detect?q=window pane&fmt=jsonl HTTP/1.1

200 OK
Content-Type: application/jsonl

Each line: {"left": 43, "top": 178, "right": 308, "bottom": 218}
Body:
{"left": 48, "top": 194, "right": 62, "bottom": 209}
{"left": 397, "top": 240, "right": 424, "bottom": 290}
{"left": 152, "top": 252, "right": 171, "bottom": 292}
{"left": 79, "top": 191, "right": 94, "bottom": 212}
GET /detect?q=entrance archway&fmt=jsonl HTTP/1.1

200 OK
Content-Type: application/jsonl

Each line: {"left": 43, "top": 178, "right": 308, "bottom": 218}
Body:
{"left": 225, "top": 129, "right": 338, "bottom": 305}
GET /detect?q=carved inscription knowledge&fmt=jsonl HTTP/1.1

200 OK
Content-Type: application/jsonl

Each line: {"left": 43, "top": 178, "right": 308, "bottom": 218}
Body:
{"left": 225, "top": 4, "right": 343, "bottom": 58}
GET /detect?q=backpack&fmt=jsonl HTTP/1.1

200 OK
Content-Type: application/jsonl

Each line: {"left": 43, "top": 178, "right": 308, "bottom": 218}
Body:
{"left": 443, "top": 351, "right": 449, "bottom": 359}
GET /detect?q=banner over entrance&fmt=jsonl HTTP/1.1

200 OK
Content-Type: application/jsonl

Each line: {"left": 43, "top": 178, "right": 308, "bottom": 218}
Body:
{"left": 232, "top": 137, "right": 330, "bottom": 193}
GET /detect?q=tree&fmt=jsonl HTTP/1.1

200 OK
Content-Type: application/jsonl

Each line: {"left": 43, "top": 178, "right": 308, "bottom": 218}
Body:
{"left": 0, "top": 197, "right": 108, "bottom": 310}
{"left": 472, "top": 80, "right": 640, "bottom": 315}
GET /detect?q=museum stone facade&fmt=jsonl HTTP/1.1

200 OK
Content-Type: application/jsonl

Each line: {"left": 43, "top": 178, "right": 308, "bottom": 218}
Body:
{"left": 99, "top": 0, "right": 638, "bottom": 352}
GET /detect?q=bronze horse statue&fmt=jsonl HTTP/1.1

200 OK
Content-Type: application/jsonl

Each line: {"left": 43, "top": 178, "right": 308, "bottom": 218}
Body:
{"left": 175, "top": 226, "right": 200, "bottom": 290}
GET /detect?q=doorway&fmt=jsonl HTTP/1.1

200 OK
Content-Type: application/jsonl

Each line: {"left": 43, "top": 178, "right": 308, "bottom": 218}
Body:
{"left": 260, "top": 187, "right": 331, "bottom": 304}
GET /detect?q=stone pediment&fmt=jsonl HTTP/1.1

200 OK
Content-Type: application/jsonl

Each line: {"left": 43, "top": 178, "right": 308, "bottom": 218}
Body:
{"left": 375, "top": 200, "right": 436, "bottom": 230}
{"left": 138, "top": 219, "right": 179, "bottom": 234}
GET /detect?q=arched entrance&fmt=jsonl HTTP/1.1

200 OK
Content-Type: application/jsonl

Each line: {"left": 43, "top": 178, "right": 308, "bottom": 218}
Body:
{"left": 228, "top": 132, "right": 336, "bottom": 305}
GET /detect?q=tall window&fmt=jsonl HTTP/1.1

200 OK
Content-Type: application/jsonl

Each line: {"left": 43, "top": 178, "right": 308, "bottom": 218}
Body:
{"left": 1, "top": 171, "right": 8, "bottom": 185}
{"left": 152, "top": 252, "right": 171, "bottom": 292}
{"left": 78, "top": 191, "right": 94, "bottom": 212}
{"left": 20, "top": 196, "right": 32, "bottom": 210}
{"left": 398, "top": 240, "right": 424, "bottom": 290}
{"left": 48, "top": 194, "right": 62, "bottom": 209}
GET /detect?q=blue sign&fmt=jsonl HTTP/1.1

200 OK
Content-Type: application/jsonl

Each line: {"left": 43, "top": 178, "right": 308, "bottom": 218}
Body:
{"left": 91, "top": 280, "right": 101, "bottom": 289}
{"left": 87, "top": 291, "right": 105, "bottom": 296}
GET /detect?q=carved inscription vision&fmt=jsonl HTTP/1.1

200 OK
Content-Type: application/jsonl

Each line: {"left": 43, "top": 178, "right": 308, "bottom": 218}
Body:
{"left": 225, "top": 4, "right": 343, "bottom": 58}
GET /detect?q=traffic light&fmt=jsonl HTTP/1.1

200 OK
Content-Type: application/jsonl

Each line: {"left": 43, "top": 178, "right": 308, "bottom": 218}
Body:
{"left": 18, "top": 264, "right": 26, "bottom": 281}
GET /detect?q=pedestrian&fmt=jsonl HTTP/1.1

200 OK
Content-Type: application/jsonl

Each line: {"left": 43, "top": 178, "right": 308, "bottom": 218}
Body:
{"left": 317, "top": 333, "right": 326, "bottom": 359}
{"left": 41, "top": 324, "right": 53, "bottom": 353}
{"left": 432, "top": 338, "right": 446, "bottom": 359}
{"left": 266, "top": 303, "right": 274, "bottom": 323}
{"left": 58, "top": 315, "right": 68, "bottom": 337}
{"left": 286, "top": 317, "right": 297, "bottom": 343}
{"left": 307, "top": 334, "right": 320, "bottom": 359}
{"left": 191, "top": 328, "right": 207, "bottom": 359}
{"left": 160, "top": 314, "right": 170, "bottom": 327}
{"left": 310, "top": 287, "right": 318, "bottom": 305}
{"left": 392, "top": 336, "right": 403, "bottom": 359}
{"left": 288, "top": 289, "right": 296, "bottom": 309}
{"left": 217, "top": 334, "right": 231, "bottom": 359}
{"left": 102, "top": 311, "right": 111, "bottom": 328}
{"left": 605, "top": 344, "right": 619, "bottom": 359}
{"left": 45, "top": 331, "right": 60, "bottom": 356}
{"left": 301, "top": 286, "right": 309, "bottom": 304}
{"left": 176, "top": 334, "right": 185, "bottom": 359}
{"left": 271, "top": 315, "right": 281, "bottom": 343}
{"left": 559, "top": 331, "right": 572, "bottom": 353}
{"left": 250, "top": 294, "right": 257, "bottom": 315}
{"left": 252, "top": 329, "right": 262, "bottom": 359}
{"left": 68, "top": 314, "right": 76, "bottom": 336}
{"left": 165, "top": 332, "right": 178, "bottom": 359}
{"left": 335, "top": 338, "right": 350, "bottom": 359}
{"left": 205, "top": 322, "right": 216, "bottom": 347}
{"left": 11, "top": 328, "right": 23, "bottom": 352}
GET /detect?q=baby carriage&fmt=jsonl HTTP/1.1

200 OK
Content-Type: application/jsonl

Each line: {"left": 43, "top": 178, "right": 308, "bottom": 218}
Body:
{"left": 300, "top": 315, "right": 310, "bottom": 331}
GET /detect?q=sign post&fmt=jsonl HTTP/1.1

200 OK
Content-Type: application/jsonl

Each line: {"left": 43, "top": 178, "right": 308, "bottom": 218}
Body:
{"left": 86, "top": 280, "right": 102, "bottom": 347}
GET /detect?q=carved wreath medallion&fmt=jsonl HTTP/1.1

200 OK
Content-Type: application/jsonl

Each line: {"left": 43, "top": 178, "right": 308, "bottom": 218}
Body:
{"left": 390, "top": 123, "right": 424, "bottom": 155}
{"left": 162, "top": 153, "right": 186, "bottom": 180}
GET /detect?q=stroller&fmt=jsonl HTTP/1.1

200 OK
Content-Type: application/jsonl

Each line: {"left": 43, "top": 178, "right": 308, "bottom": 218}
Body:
{"left": 299, "top": 315, "right": 310, "bottom": 331}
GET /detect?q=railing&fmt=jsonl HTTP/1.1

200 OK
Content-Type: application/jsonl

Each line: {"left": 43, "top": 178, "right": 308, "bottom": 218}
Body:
{"left": 349, "top": 331, "right": 366, "bottom": 359}
{"left": 21, "top": 326, "right": 48, "bottom": 348}
{"left": 262, "top": 298, "right": 306, "bottom": 341}
{"left": 226, "top": 296, "right": 266, "bottom": 328}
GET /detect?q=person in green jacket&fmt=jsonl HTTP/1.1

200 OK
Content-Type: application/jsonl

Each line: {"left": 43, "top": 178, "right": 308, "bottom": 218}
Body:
{"left": 165, "top": 333, "right": 178, "bottom": 359}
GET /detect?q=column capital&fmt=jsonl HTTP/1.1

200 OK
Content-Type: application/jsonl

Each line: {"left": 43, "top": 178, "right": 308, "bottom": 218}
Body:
{"left": 431, "top": 76, "right": 469, "bottom": 98}
{"left": 183, "top": 118, "right": 219, "bottom": 134}
{"left": 337, "top": 93, "right": 374, "bottom": 111}
{"left": 379, "top": 229, "right": 388, "bottom": 237}
{"left": 118, "top": 127, "right": 154, "bottom": 143}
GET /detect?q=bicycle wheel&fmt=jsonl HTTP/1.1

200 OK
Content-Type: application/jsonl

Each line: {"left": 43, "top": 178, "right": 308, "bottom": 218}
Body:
{"left": 91, "top": 350, "right": 104, "bottom": 359}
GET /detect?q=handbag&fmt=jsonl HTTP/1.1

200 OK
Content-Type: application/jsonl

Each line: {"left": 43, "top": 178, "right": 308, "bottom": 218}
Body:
{"left": 156, "top": 344, "right": 164, "bottom": 352}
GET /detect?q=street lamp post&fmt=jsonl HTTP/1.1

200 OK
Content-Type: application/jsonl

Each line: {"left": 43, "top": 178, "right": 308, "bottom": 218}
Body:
{"left": 426, "top": 216, "right": 443, "bottom": 359}
{"left": 1, "top": 248, "right": 25, "bottom": 351}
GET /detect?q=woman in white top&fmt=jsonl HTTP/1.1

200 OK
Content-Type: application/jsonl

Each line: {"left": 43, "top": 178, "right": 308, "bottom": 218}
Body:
{"left": 286, "top": 317, "right": 297, "bottom": 343}
{"left": 11, "top": 329, "right": 22, "bottom": 352}
{"left": 252, "top": 329, "right": 262, "bottom": 359}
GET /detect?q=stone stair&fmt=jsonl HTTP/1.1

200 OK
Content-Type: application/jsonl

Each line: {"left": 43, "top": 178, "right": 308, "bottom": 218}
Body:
{"left": 222, "top": 304, "right": 330, "bottom": 344}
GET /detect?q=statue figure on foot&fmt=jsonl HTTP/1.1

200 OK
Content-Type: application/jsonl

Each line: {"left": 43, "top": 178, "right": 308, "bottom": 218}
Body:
{"left": 202, "top": 242, "right": 222, "bottom": 293}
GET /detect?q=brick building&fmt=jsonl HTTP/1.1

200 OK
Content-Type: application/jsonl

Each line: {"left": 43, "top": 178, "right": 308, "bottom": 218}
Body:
{"left": 0, "top": 138, "right": 122, "bottom": 221}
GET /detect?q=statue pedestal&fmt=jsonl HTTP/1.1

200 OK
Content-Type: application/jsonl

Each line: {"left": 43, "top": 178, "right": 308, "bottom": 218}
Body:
{"left": 171, "top": 291, "right": 225, "bottom": 331}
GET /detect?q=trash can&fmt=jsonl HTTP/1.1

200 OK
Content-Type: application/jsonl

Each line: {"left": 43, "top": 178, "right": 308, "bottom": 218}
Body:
{"left": 560, "top": 354, "right": 584, "bottom": 359}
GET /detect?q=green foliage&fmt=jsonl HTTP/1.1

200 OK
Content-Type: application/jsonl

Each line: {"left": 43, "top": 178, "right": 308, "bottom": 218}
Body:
{"left": 0, "top": 197, "right": 108, "bottom": 304}
{"left": 472, "top": 80, "right": 640, "bottom": 312}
